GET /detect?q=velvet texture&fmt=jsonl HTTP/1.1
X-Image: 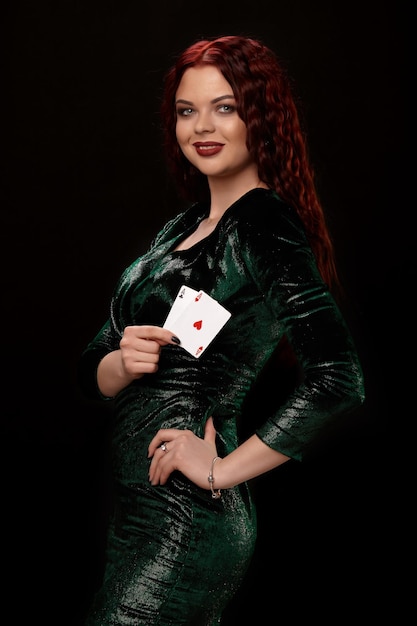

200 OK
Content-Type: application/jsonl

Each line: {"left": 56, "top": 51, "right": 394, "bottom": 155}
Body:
{"left": 78, "top": 189, "right": 365, "bottom": 625}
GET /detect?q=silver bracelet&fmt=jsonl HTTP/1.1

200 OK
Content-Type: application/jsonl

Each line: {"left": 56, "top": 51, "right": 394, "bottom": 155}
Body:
{"left": 208, "top": 456, "right": 222, "bottom": 499}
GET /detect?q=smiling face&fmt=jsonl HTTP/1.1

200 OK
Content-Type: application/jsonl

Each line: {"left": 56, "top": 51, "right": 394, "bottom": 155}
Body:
{"left": 175, "top": 65, "right": 258, "bottom": 184}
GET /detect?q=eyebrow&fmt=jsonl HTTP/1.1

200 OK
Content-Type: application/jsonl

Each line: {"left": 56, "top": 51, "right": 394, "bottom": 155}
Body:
{"left": 175, "top": 94, "right": 235, "bottom": 106}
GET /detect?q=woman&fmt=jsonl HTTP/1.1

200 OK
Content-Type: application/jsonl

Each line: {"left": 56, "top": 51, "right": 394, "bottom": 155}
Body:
{"left": 79, "top": 35, "right": 365, "bottom": 625}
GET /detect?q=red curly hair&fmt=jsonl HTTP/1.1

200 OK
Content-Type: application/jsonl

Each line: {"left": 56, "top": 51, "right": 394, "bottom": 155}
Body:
{"left": 160, "top": 35, "right": 339, "bottom": 291}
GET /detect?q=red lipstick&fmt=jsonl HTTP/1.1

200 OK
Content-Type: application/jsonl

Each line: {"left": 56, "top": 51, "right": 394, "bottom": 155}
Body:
{"left": 193, "top": 142, "right": 224, "bottom": 157}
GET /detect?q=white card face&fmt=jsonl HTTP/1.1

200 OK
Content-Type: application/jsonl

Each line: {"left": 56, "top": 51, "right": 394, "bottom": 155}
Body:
{"left": 164, "top": 289, "right": 231, "bottom": 358}
{"left": 163, "top": 285, "right": 199, "bottom": 329}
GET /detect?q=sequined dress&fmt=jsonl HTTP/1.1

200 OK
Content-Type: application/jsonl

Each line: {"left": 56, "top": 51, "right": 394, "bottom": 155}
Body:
{"left": 78, "top": 189, "right": 364, "bottom": 625}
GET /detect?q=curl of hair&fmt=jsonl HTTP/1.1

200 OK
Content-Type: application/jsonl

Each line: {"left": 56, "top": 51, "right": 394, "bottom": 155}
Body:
{"left": 160, "top": 35, "right": 339, "bottom": 292}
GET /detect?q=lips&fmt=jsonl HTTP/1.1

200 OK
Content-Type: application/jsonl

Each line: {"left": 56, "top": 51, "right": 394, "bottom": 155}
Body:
{"left": 193, "top": 142, "right": 224, "bottom": 157}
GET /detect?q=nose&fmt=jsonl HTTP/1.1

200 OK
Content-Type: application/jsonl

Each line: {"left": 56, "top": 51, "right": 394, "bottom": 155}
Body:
{"left": 194, "top": 111, "right": 215, "bottom": 134}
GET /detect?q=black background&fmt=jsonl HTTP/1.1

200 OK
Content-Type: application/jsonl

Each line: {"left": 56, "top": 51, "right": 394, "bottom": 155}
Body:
{"left": 4, "top": 1, "right": 409, "bottom": 623}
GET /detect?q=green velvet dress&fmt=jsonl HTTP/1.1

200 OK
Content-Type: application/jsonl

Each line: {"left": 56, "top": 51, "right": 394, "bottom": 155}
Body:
{"left": 78, "top": 189, "right": 365, "bottom": 625}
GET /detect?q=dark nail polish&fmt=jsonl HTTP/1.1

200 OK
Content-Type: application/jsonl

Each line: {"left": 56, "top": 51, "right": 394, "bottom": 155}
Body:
{"left": 171, "top": 336, "right": 181, "bottom": 345}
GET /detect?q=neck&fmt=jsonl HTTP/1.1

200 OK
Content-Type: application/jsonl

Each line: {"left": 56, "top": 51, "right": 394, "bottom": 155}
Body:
{"left": 207, "top": 174, "right": 267, "bottom": 220}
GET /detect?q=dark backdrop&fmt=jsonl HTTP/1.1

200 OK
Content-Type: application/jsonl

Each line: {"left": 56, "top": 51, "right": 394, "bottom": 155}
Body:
{"left": 4, "top": 1, "right": 409, "bottom": 624}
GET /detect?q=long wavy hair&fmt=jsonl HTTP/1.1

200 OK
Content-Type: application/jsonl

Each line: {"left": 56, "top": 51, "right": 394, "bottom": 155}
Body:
{"left": 160, "top": 35, "right": 339, "bottom": 292}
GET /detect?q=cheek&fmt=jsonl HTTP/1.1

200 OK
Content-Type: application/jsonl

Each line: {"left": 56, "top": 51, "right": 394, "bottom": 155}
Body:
{"left": 225, "top": 120, "right": 248, "bottom": 144}
{"left": 175, "top": 118, "right": 191, "bottom": 141}
{"left": 175, "top": 120, "right": 185, "bottom": 142}
{"left": 175, "top": 129, "right": 193, "bottom": 159}
{"left": 237, "top": 123, "right": 248, "bottom": 144}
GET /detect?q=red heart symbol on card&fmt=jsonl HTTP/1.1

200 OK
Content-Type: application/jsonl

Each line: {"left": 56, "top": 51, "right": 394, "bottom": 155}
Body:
{"left": 193, "top": 320, "right": 203, "bottom": 330}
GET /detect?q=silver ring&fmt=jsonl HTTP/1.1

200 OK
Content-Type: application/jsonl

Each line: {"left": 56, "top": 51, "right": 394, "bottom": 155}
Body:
{"left": 160, "top": 442, "right": 167, "bottom": 452}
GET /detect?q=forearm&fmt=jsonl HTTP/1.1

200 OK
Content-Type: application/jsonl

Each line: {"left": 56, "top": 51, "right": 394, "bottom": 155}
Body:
{"left": 215, "top": 434, "right": 291, "bottom": 489}
{"left": 97, "top": 350, "right": 141, "bottom": 398}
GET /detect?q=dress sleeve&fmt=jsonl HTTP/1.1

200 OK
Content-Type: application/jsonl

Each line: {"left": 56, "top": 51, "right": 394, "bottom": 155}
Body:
{"left": 77, "top": 208, "right": 195, "bottom": 402}
{"left": 236, "top": 199, "right": 365, "bottom": 461}
{"left": 77, "top": 318, "right": 121, "bottom": 401}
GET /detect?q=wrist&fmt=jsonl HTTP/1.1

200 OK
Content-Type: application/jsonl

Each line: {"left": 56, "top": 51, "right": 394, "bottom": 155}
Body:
{"left": 208, "top": 456, "right": 222, "bottom": 499}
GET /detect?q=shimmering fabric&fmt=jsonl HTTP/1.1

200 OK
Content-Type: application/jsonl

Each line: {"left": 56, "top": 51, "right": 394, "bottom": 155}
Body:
{"left": 78, "top": 189, "right": 365, "bottom": 625}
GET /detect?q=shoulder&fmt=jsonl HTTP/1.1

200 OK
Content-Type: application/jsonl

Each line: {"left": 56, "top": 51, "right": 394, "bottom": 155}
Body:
{"left": 228, "top": 189, "right": 308, "bottom": 246}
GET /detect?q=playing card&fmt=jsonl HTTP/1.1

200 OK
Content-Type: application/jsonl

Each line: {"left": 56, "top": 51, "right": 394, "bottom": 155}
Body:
{"left": 165, "top": 290, "right": 231, "bottom": 358}
{"left": 163, "top": 285, "right": 199, "bottom": 329}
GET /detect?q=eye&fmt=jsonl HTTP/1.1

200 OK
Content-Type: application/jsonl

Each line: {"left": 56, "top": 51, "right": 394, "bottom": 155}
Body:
{"left": 177, "top": 107, "right": 194, "bottom": 117}
{"left": 218, "top": 104, "right": 236, "bottom": 114}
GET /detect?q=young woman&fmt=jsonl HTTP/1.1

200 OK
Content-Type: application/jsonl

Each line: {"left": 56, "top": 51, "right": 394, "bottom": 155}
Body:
{"left": 79, "top": 35, "right": 365, "bottom": 625}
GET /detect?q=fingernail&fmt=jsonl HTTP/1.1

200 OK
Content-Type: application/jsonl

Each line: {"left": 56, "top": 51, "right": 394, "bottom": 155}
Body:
{"left": 171, "top": 336, "right": 181, "bottom": 345}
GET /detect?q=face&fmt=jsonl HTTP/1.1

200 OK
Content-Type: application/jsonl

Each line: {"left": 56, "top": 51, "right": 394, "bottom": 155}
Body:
{"left": 175, "top": 65, "right": 255, "bottom": 181}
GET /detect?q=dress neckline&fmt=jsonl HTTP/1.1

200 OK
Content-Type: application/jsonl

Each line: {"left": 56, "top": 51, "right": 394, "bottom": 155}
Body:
{"left": 170, "top": 188, "right": 272, "bottom": 254}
